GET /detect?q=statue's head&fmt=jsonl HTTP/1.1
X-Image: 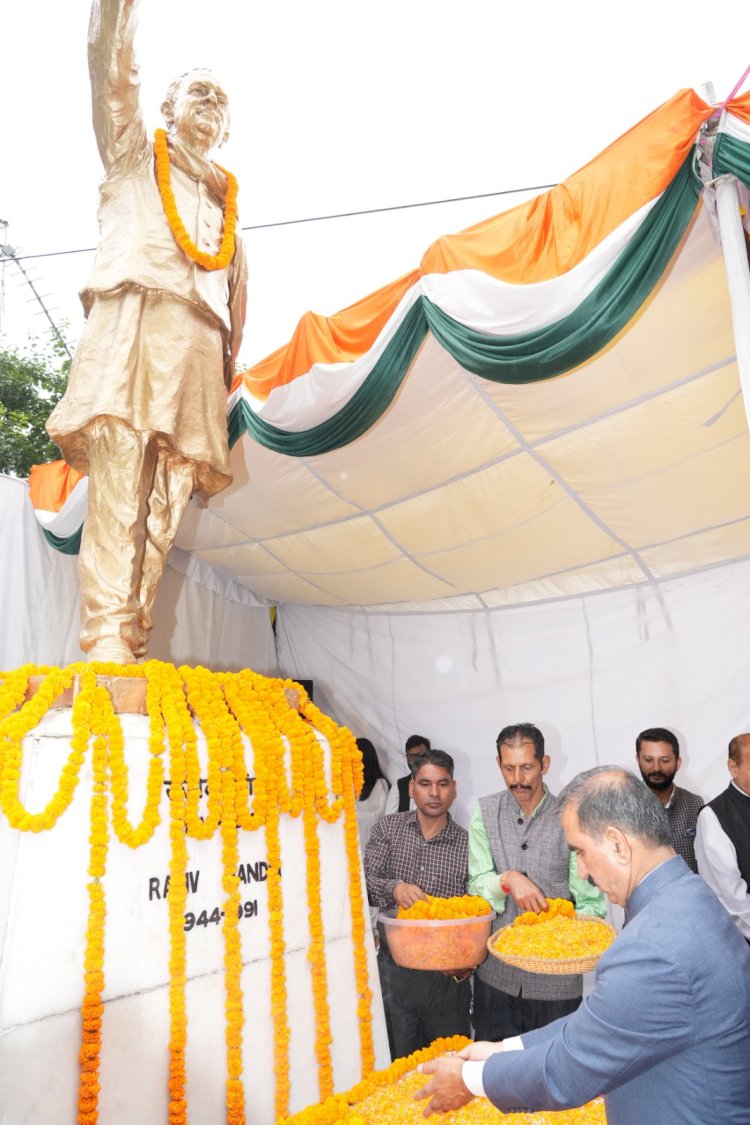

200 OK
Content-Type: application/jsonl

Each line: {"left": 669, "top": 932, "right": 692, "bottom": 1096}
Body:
{"left": 161, "top": 69, "right": 230, "bottom": 155}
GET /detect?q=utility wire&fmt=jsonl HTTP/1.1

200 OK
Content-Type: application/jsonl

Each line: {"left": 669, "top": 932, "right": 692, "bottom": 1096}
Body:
{"left": 0, "top": 246, "right": 73, "bottom": 359}
{"left": 243, "top": 183, "right": 558, "bottom": 232}
{"left": 1, "top": 181, "right": 558, "bottom": 264}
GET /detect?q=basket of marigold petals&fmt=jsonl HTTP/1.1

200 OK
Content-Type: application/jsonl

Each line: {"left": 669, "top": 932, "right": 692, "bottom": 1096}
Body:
{"left": 488, "top": 897, "right": 616, "bottom": 975}
{"left": 379, "top": 895, "right": 495, "bottom": 971}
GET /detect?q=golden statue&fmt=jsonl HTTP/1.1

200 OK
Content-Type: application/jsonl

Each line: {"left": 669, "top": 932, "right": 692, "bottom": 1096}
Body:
{"left": 47, "top": 0, "right": 247, "bottom": 664}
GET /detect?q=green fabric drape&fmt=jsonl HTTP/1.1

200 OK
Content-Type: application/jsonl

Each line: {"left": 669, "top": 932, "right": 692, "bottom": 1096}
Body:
{"left": 230, "top": 157, "right": 701, "bottom": 449}
{"left": 229, "top": 299, "right": 428, "bottom": 455}
{"left": 423, "top": 156, "right": 701, "bottom": 383}
{"left": 43, "top": 526, "right": 82, "bottom": 555}
{"left": 41, "top": 156, "right": 704, "bottom": 551}
{"left": 713, "top": 132, "right": 750, "bottom": 188}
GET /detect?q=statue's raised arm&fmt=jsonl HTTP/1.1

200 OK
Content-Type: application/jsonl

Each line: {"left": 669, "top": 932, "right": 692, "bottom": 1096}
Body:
{"left": 88, "top": 0, "right": 148, "bottom": 176}
{"left": 46, "top": 0, "right": 248, "bottom": 666}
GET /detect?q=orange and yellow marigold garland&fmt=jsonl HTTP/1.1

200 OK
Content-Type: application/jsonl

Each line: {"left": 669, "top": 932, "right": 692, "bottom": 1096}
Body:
{"left": 108, "top": 666, "right": 165, "bottom": 848}
{"left": 182, "top": 666, "right": 222, "bottom": 840}
{"left": 77, "top": 670, "right": 115, "bottom": 1125}
{"left": 182, "top": 665, "right": 247, "bottom": 1125}
{"left": 298, "top": 688, "right": 376, "bottom": 1077}
{"left": 222, "top": 669, "right": 292, "bottom": 1117}
{"left": 153, "top": 128, "right": 239, "bottom": 271}
{"left": 282, "top": 696, "right": 335, "bottom": 1099}
{"left": 159, "top": 662, "right": 191, "bottom": 1125}
{"left": 0, "top": 664, "right": 79, "bottom": 831}
{"left": 0, "top": 662, "right": 376, "bottom": 1123}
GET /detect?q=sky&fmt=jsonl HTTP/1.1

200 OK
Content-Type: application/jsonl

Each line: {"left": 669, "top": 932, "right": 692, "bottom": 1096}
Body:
{"left": 1, "top": 0, "right": 748, "bottom": 372}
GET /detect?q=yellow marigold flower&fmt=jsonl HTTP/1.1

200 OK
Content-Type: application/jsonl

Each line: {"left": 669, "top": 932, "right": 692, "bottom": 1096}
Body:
{"left": 276, "top": 1037, "right": 608, "bottom": 1124}
{"left": 494, "top": 912, "right": 615, "bottom": 960}
{"left": 516, "top": 898, "right": 576, "bottom": 926}
{"left": 397, "top": 894, "right": 493, "bottom": 921}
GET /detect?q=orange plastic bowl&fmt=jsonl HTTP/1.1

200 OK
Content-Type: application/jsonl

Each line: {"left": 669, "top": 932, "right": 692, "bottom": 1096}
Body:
{"left": 378, "top": 909, "right": 496, "bottom": 971}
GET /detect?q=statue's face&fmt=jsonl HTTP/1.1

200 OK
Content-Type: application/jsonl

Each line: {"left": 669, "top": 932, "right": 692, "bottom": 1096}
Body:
{"left": 171, "top": 70, "right": 229, "bottom": 154}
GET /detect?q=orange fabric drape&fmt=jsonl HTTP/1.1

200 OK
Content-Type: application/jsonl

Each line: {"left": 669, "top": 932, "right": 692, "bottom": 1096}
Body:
{"left": 420, "top": 89, "right": 711, "bottom": 283}
{"left": 725, "top": 89, "right": 750, "bottom": 126}
{"left": 239, "top": 91, "right": 713, "bottom": 402}
{"left": 240, "top": 269, "right": 420, "bottom": 401}
{"left": 29, "top": 460, "right": 85, "bottom": 513}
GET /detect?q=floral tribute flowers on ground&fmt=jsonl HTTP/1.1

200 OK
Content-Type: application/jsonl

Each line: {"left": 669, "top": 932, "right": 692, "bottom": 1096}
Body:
{"left": 273, "top": 1036, "right": 607, "bottom": 1125}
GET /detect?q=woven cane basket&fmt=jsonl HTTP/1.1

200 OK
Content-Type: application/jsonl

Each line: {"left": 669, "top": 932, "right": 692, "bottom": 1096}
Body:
{"left": 487, "top": 916, "right": 616, "bottom": 975}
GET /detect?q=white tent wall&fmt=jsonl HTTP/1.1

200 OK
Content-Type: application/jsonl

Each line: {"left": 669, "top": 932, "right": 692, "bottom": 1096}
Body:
{"left": 0, "top": 475, "right": 278, "bottom": 674}
{"left": 276, "top": 559, "right": 750, "bottom": 826}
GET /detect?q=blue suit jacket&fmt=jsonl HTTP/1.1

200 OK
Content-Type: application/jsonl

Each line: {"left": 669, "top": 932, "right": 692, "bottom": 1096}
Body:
{"left": 482, "top": 856, "right": 750, "bottom": 1125}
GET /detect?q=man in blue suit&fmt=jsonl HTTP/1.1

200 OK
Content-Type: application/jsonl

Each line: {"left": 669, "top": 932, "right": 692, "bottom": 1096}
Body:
{"left": 416, "top": 767, "right": 750, "bottom": 1125}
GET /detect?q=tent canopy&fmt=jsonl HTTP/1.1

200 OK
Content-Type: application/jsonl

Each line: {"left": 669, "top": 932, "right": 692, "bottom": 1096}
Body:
{"left": 29, "top": 89, "right": 750, "bottom": 614}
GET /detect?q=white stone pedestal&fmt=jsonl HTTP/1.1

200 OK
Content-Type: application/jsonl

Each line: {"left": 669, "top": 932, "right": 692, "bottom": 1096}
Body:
{"left": 0, "top": 709, "right": 390, "bottom": 1124}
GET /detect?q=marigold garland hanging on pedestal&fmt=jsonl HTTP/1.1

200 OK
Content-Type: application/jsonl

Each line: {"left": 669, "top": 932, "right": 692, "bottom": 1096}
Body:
{"left": 0, "top": 661, "right": 373, "bottom": 1125}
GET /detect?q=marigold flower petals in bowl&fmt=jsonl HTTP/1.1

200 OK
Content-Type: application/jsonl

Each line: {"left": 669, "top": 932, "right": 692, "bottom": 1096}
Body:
{"left": 489, "top": 900, "right": 616, "bottom": 975}
{"left": 380, "top": 895, "right": 495, "bottom": 970}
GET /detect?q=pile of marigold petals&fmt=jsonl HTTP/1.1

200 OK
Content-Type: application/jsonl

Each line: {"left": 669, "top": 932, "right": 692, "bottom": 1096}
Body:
{"left": 515, "top": 898, "right": 576, "bottom": 925}
{"left": 272, "top": 1035, "right": 607, "bottom": 1125}
{"left": 396, "top": 894, "right": 493, "bottom": 920}
{"left": 494, "top": 898, "right": 614, "bottom": 960}
{"left": 348, "top": 1073, "right": 607, "bottom": 1125}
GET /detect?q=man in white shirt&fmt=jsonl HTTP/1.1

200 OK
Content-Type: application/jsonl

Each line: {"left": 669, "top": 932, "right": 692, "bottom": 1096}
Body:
{"left": 695, "top": 733, "right": 750, "bottom": 943}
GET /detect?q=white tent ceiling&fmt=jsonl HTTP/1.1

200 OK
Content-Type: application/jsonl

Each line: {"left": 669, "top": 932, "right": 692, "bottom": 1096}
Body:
{"left": 175, "top": 205, "right": 748, "bottom": 611}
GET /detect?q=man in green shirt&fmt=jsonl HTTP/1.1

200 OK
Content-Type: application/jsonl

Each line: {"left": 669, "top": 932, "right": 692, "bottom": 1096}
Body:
{"left": 468, "top": 723, "right": 605, "bottom": 1040}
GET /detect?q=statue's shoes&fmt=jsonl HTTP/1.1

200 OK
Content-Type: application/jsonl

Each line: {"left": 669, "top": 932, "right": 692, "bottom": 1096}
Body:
{"left": 86, "top": 637, "right": 137, "bottom": 665}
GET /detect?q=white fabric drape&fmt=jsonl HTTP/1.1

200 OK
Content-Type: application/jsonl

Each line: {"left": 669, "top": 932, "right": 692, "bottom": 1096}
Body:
{"left": 276, "top": 561, "right": 750, "bottom": 827}
{"left": 0, "top": 475, "right": 278, "bottom": 673}
{"left": 715, "top": 173, "right": 750, "bottom": 436}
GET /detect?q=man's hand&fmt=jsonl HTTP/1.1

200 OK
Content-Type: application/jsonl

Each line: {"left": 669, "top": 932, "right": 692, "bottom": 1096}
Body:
{"left": 458, "top": 1040, "right": 503, "bottom": 1061}
{"left": 393, "top": 882, "right": 428, "bottom": 909}
{"left": 414, "top": 1057, "right": 473, "bottom": 1116}
{"left": 504, "top": 872, "right": 548, "bottom": 913}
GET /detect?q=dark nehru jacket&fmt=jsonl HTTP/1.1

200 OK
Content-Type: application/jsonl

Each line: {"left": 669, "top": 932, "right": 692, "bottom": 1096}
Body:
{"left": 475, "top": 791, "right": 580, "bottom": 1001}
{"left": 708, "top": 783, "right": 750, "bottom": 885}
{"left": 665, "top": 784, "right": 704, "bottom": 874}
{"left": 396, "top": 774, "right": 411, "bottom": 812}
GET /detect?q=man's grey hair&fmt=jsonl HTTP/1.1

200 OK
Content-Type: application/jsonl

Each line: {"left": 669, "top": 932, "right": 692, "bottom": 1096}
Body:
{"left": 559, "top": 766, "right": 671, "bottom": 847}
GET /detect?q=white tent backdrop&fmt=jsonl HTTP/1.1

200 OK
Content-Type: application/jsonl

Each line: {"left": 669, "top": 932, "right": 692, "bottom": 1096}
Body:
{"left": 276, "top": 559, "right": 749, "bottom": 825}
{"left": 0, "top": 475, "right": 278, "bottom": 674}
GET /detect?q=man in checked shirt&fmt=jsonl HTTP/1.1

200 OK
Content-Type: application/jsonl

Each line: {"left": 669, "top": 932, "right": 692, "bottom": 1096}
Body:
{"left": 364, "top": 748, "right": 472, "bottom": 1059}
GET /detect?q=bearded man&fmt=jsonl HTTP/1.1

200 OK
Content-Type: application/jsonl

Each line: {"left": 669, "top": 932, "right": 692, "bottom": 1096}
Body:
{"left": 47, "top": 0, "right": 247, "bottom": 663}
{"left": 635, "top": 727, "right": 703, "bottom": 873}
